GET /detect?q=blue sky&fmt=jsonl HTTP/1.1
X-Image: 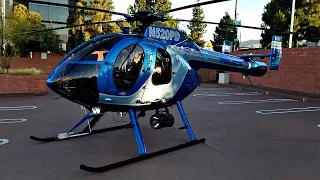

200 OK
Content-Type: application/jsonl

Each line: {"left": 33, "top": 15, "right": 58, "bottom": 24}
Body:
{"left": 112, "top": 0, "right": 271, "bottom": 42}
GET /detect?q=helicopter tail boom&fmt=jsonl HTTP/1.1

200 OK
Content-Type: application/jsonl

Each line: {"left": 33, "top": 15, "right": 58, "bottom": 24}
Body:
{"left": 168, "top": 35, "right": 282, "bottom": 77}
{"left": 169, "top": 45, "right": 268, "bottom": 77}
{"left": 233, "top": 35, "right": 283, "bottom": 70}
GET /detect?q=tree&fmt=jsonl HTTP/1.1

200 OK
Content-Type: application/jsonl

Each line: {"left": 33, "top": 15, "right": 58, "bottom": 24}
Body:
{"left": 67, "top": 0, "right": 120, "bottom": 48}
{"left": 212, "top": 12, "right": 238, "bottom": 52}
{"left": 187, "top": 0, "right": 207, "bottom": 47}
{"left": 297, "top": 0, "right": 320, "bottom": 45}
{"left": 127, "top": 0, "right": 178, "bottom": 32}
{"left": 6, "top": 4, "right": 62, "bottom": 57}
{"left": 260, "top": 0, "right": 320, "bottom": 48}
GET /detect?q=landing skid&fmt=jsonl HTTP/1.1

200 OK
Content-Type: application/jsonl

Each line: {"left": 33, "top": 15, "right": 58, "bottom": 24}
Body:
{"left": 30, "top": 124, "right": 133, "bottom": 142}
{"left": 30, "top": 113, "right": 133, "bottom": 142}
{"left": 80, "top": 101, "right": 205, "bottom": 173}
{"left": 30, "top": 101, "right": 205, "bottom": 173}
{"left": 80, "top": 138, "right": 205, "bottom": 172}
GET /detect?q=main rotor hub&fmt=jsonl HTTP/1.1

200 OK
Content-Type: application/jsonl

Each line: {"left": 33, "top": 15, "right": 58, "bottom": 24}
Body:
{"left": 129, "top": 10, "right": 166, "bottom": 24}
{"left": 135, "top": 10, "right": 154, "bottom": 17}
{"left": 128, "top": 10, "right": 167, "bottom": 34}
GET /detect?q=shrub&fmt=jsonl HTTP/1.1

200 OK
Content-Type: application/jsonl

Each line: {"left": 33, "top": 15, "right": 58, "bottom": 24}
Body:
{"left": 0, "top": 56, "right": 13, "bottom": 71}
{"left": 0, "top": 68, "right": 44, "bottom": 75}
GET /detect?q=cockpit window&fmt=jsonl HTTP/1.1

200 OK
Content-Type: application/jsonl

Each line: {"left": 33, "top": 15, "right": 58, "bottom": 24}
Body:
{"left": 152, "top": 48, "right": 172, "bottom": 85}
{"left": 113, "top": 44, "right": 145, "bottom": 90}
{"left": 67, "top": 35, "right": 123, "bottom": 61}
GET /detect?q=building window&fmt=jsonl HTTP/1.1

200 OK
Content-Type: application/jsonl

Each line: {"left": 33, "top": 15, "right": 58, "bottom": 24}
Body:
{"left": 29, "top": 3, "right": 39, "bottom": 12}
{"left": 38, "top": 4, "right": 49, "bottom": 21}
{"left": 113, "top": 44, "right": 145, "bottom": 91}
{"left": 5, "top": 0, "right": 13, "bottom": 15}
{"left": 152, "top": 48, "right": 172, "bottom": 85}
{"left": 48, "top": 6, "right": 58, "bottom": 21}
{"left": 57, "top": 0, "right": 69, "bottom": 5}
{"left": 58, "top": 7, "right": 68, "bottom": 22}
{"left": 29, "top": 3, "right": 68, "bottom": 23}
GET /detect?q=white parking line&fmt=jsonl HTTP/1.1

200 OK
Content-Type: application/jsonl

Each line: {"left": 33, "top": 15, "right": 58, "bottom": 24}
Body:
{"left": 199, "top": 85, "right": 219, "bottom": 87}
{"left": 0, "top": 118, "right": 27, "bottom": 124}
{"left": 256, "top": 107, "right": 320, "bottom": 115}
{"left": 0, "top": 139, "right": 9, "bottom": 146}
{"left": 195, "top": 88, "right": 220, "bottom": 91}
{"left": 218, "top": 99, "right": 299, "bottom": 105}
{"left": 193, "top": 92, "right": 263, "bottom": 97}
{"left": 0, "top": 106, "right": 37, "bottom": 111}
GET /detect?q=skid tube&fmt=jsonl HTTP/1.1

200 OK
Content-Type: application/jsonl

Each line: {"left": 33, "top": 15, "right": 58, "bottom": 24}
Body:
{"left": 80, "top": 101, "right": 206, "bottom": 173}
{"left": 30, "top": 112, "right": 133, "bottom": 142}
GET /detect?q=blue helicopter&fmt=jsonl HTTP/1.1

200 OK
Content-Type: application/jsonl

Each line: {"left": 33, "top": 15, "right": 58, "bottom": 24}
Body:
{"left": 23, "top": 0, "right": 283, "bottom": 172}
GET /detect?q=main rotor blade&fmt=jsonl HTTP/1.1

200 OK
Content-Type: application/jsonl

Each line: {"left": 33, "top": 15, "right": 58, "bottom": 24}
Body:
{"left": 155, "top": 0, "right": 230, "bottom": 16}
{"left": 9, "top": 20, "right": 126, "bottom": 36}
{"left": 18, "top": 0, "right": 133, "bottom": 19}
{"left": 174, "top": 19, "right": 295, "bottom": 35}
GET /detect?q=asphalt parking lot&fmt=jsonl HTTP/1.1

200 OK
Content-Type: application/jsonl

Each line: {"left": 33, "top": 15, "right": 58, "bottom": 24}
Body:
{"left": 1, "top": 83, "right": 320, "bottom": 180}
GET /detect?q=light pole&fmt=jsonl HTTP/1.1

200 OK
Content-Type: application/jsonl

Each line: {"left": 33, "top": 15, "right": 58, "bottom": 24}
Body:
{"left": 289, "top": 0, "right": 296, "bottom": 48}
{"left": 1, "top": 0, "right": 5, "bottom": 56}
{"left": 233, "top": 0, "right": 238, "bottom": 51}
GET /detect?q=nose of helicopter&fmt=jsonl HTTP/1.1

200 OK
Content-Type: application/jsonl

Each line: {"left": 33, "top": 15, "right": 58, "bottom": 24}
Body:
{"left": 47, "top": 62, "right": 100, "bottom": 107}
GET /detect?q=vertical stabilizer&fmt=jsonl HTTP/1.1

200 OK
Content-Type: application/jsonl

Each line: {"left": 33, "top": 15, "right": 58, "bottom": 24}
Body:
{"left": 269, "top": 36, "right": 282, "bottom": 70}
{"left": 222, "top": 40, "right": 231, "bottom": 54}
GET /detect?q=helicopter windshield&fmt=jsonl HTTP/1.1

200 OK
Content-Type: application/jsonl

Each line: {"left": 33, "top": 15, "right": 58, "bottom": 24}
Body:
{"left": 67, "top": 35, "right": 124, "bottom": 61}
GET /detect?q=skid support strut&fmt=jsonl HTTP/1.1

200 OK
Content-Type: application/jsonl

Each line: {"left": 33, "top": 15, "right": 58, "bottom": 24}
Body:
{"left": 80, "top": 101, "right": 205, "bottom": 173}
{"left": 30, "top": 112, "right": 133, "bottom": 142}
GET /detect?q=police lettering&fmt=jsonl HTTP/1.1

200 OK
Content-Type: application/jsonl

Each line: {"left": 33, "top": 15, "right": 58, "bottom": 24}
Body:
{"left": 148, "top": 27, "right": 180, "bottom": 41}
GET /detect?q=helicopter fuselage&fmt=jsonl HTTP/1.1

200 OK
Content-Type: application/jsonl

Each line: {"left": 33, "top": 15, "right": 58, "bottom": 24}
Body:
{"left": 46, "top": 26, "right": 277, "bottom": 113}
{"left": 47, "top": 33, "right": 200, "bottom": 112}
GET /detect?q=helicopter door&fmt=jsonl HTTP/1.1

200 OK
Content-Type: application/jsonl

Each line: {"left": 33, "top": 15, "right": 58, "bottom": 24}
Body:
{"left": 140, "top": 48, "right": 172, "bottom": 103}
{"left": 111, "top": 44, "right": 145, "bottom": 94}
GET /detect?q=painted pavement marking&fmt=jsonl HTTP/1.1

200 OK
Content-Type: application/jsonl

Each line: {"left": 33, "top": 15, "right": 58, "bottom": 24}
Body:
{"left": 195, "top": 88, "right": 221, "bottom": 91}
{"left": 0, "top": 118, "right": 27, "bottom": 124}
{"left": 218, "top": 99, "right": 299, "bottom": 105}
{"left": 0, "top": 139, "right": 9, "bottom": 146}
{"left": 195, "top": 88, "right": 233, "bottom": 91}
{"left": 193, "top": 92, "right": 263, "bottom": 97}
{"left": 0, "top": 107, "right": 33, "bottom": 146}
{"left": 256, "top": 107, "right": 320, "bottom": 115}
{"left": 0, "top": 106, "right": 37, "bottom": 111}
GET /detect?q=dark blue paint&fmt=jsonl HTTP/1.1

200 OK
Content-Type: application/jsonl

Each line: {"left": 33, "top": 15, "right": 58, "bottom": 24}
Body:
{"left": 237, "top": 54, "right": 275, "bottom": 59}
{"left": 168, "top": 68, "right": 200, "bottom": 104}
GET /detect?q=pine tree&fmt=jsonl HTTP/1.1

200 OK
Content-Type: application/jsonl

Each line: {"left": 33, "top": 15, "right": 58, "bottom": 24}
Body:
{"left": 127, "top": 0, "right": 178, "bottom": 32}
{"left": 187, "top": 0, "right": 207, "bottom": 47}
{"left": 212, "top": 12, "right": 238, "bottom": 52}
{"left": 67, "top": 0, "right": 120, "bottom": 48}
